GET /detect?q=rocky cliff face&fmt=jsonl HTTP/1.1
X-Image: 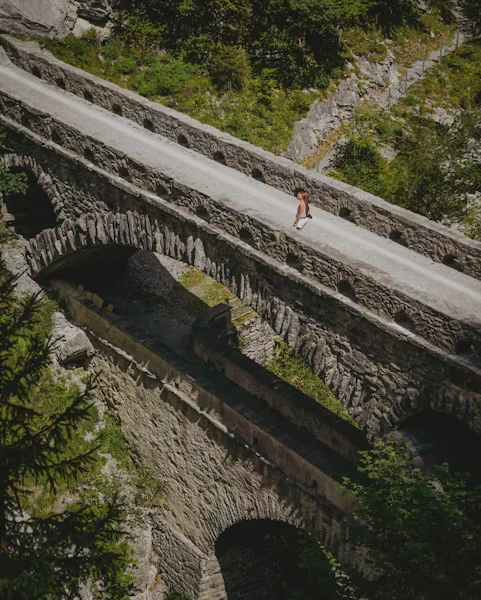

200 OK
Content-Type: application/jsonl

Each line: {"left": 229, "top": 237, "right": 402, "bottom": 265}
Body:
{"left": 0, "top": 0, "right": 112, "bottom": 40}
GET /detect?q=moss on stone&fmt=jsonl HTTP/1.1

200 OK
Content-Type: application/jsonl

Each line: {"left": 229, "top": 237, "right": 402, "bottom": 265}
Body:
{"left": 265, "top": 341, "right": 357, "bottom": 426}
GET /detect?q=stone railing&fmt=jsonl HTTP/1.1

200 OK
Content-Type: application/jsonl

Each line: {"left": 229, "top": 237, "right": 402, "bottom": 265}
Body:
{"left": 2, "top": 34, "right": 481, "bottom": 280}
{"left": 50, "top": 279, "right": 361, "bottom": 514}
{"left": 193, "top": 304, "right": 367, "bottom": 464}
{"left": 3, "top": 101, "right": 481, "bottom": 357}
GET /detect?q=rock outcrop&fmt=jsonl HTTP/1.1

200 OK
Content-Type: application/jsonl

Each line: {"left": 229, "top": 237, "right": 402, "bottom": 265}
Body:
{"left": 0, "top": 0, "right": 112, "bottom": 39}
{"left": 52, "top": 311, "right": 95, "bottom": 366}
{"left": 0, "top": 0, "right": 78, "bottom": 39}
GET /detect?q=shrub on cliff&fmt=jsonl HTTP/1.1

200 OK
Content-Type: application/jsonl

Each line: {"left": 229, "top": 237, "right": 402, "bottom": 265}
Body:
{"left": 207, "top": 45, "right": 251, "bottom": 91}
{"left": 345, "top": 440, "right": 481, "bottom": 599}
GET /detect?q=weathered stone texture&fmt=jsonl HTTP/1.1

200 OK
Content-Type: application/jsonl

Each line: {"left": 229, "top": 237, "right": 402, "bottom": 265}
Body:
{"left": 80, "top": 309, "right": 351, "bottom": 596}
{"left": 0, "top": 0, "right": 77, "bottom": 39}
{"left": 2, "top": 33, "right": 481, "bottom": 279}
{"left": 30, "top": 202, "right": 481, "bottom": 443}
{"left": 3, "top": 116, "right": 479, "bottom": 363}
{"left": 236, "top": 314, "right": 277, "bottom": 364}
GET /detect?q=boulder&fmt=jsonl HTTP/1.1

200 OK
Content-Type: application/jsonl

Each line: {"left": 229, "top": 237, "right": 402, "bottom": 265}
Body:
{"left": 77, "top": 0, "right": 112, "bottom": 22}
{"left": 0, "top": 0, "right": 78, "bottom": 39}
{"left": 52, "top": 312, "right": 95, "bottom": 365}
{"left": 72, "top": 16, "right": 111, "bottom": 40}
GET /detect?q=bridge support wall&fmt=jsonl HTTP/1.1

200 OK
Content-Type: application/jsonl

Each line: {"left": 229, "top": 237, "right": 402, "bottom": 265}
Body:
{"left": 3, "top": 121, "right": 481, "bottom": 439}
{"left": 49, "top": 280, "right": 355, "bottom": 597}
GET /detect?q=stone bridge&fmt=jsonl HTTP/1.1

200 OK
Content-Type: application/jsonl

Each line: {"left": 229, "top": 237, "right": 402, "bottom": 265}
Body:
{"left": 1, "top": 32, "right": 481, "bottom": 597}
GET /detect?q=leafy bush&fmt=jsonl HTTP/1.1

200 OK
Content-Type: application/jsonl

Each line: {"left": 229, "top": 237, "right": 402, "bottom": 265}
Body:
{"left": 131, "top": 60, "right": 201, "bottom": 97}
{"left": 207, "top": 45, "right": 251, "bottom": 91}
{"left": 345, "top": 440, "right": 481, "bottom": 600}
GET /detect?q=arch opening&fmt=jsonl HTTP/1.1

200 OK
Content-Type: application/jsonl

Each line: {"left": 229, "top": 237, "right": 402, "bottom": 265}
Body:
{"left": 21, "top": 114, "right": 30, "bottom": 128}
{"left": 252, "top": 168, "right": 265, "bottom": 183}
{"left": 443, "top": 254, "right": 463, "bottom": 272}
{"left": 112, "top": 103, "right": 123, "bottom": 116}
{"left": 392, "top": 411, "right": 481, "bottom": 480}
{"left": 195, "top": 205, "right": 211, "bottom": 223}
{"left": 83, "top": 147, "right": 95, "bottom": 163}
{"left": 202, "top": 519, "right": 338, "bottom": 600}
{"left": 286, "top": 252, "right": 303, "bottom": 272}
{"left": 455, "top": 339, "right": 481, "bottom": 366}
{"left": 337, "top": 280, "right": 356, "bottom": 302}
{"left": 1, "top": 167, "right": 56, "bottom": 238}
{"left": 394, "top": 311, "right": 414, "bottom": 332}
{"left": 55, "top": 77, "right": 66, "bottom": 90}
{"left": 213, "top": 151, "right": 227, "bottom": 165}
{"left": 118, "top": 166, "right": 131, "bottom": 182}
{"left": 339, "top": 207, "right": 356, "bottom": 224}
{"left": 389, "top": 230, "right": 408, "bottom": 247}
{"left": 239, "top": 227, "right": 255, "bottom": 247}
{"left": 31, "top": 66, "right": 41, "bottom": 78}
{"left": 84, "top": 89, "right": 93, "bottom": 103}
{"left": 51, "top": 130, "right": 62, "bottom": 146}
{"left": 143, "top": 119, "right": 155, "bottom": 132}
{"left": 178, "top": 134, "right": 189, "bottom": 148}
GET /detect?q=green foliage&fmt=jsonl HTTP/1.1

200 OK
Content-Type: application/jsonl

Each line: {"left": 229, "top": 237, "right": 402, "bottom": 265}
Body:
{"left": 131, "top": 59, "right": 202, "bottom": 97}
{"left": 164, "top": 593, "right": 191, "bottom": 600}
{"left": 388, "top": 116, "right": 481, "bottom": 221}
{"left": 331, "top": 98, "right": 481, "bottom": 223}
{"left": 97, "top": 413, "right": 131, "bottom": 467}
{"left": 0, "top": 131, "right": 28, "bottom": 197}
{"left": 345, "top": 440, "right": 481, "bottom": 600}
{"left": 281, "top": 530, "right": 340, "bottom": 599}
{"left": 97, "top": 413, "right": 164, "bottom": 508}
{"left": 265, "top": 341, "right": 357, "bottom": 425}
{"left": 462, "top": 0, "right": 481, "bottom": 27}
{"left": 0, "top": 259, "right": 135, "bottom": 599}
{"left": 5, "top": 478, "right": 135, "bottom": 600}
{"left": 207, "top": 45, "right": 251, "bottom": 91}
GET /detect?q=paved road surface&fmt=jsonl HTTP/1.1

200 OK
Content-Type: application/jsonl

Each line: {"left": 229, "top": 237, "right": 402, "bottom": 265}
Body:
{"left": 1, "top": 62, "right": 481, "bottom": 328}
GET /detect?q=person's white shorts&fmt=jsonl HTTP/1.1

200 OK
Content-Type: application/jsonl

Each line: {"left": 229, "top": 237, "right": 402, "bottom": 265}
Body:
{"left": 297, "top": 217, "right": 309, "bottom": 229}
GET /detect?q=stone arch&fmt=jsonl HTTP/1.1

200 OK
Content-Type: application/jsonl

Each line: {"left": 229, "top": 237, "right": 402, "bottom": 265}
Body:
{"left": 26, "top": 212, "right": 481, "bottom": 443}
{"left": 198, "top": 519, "right": 337, "bottom": 600}
{"left": 0, "top": 154, "right": 61, "bottom": 237}
{"left": 389, "top": 410, "right": 481, "bottom": 478}
{"left": 0, "top": 154, "right": 62, "bottom": 213}
{"left": 378, "top": 382, "right": 481, "bottom": 438}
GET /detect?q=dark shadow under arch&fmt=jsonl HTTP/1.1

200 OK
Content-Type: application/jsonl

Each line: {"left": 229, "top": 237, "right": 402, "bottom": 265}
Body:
{"left": 204, "top": 519, "right": 338, "bottom": 600}
{"left": 393, "top": 411, "right": 481, "bottom": 480}
{"left": 1, "top": 167, "right": 57, "bottom": 238}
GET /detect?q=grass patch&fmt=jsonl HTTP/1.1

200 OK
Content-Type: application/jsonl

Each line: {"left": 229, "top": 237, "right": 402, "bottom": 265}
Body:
{"left": 343, "top": 26, "right": 388, "bottom": 62}
{"left": 265, "top": 341, "right": 357, "bottom": 426}
{"left": 179, "top": 266, "right": 205, "bottom": 290}
{"left": 408, "top": 38, "right": 481, "bottom": 109}
{"left": 391, "top": 11, "right": 456, "bottom": 70}
{"left": 97, "top": 412, "right": 164, "bottom": 507}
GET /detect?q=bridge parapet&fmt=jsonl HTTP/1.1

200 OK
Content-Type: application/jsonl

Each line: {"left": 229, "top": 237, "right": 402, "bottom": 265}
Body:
{"left": 49, "top": 278, "right": 360, "bottom": 513}
{"left": 193, "top": 304, "right": 367, "bottom": 464}
{"left": 2, "top": 33, "right": 481, "bottom": 279}
{"left": 2, "top": 104, "right": 480, "bottom": 360}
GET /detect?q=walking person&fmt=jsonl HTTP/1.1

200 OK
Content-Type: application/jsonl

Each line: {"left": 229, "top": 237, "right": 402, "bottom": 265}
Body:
{"left": 293, "top": 190, "right": 311, "bottom": 232}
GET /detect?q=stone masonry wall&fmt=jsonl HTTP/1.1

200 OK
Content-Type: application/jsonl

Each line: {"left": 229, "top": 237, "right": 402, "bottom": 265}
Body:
{"left": 1, "top": 107, "right": 480, "bottom": 362}
{"left": 5, "top": 119, "right": 481, "bottom": 439}
{"left": 52, "top": 280, "right": 356, "bottom": 597}
{"left": 193, "top": 304, "right": 366, "bottom": 464}
{"left": 236, "top": 314, "right": 277, "bottom": 365}
{"left": 2, "top": 34, "right": 481, "bottom": 280}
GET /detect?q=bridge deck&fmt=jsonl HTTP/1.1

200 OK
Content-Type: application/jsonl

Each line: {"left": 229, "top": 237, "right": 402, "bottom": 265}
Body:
{"left": 1, "top": 62, "right": 481, "bottom": 330}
